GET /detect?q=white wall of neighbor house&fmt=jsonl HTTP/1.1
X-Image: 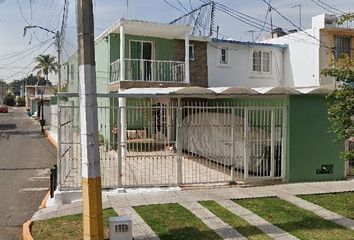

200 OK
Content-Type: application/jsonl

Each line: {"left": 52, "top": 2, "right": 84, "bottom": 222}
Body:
{"left": 207, "top": 42, "right": 284, "bottom": 87}
{"left": 263, "top": 14, "right": 339, "bottom": 88}
{"left": 265, "top": 30, "right": 319, "bottom": 87}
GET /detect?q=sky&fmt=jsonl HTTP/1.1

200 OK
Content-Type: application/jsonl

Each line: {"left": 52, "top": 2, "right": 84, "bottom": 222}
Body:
{"left": 0, "top": 0, "right": 353, "bottom": 83}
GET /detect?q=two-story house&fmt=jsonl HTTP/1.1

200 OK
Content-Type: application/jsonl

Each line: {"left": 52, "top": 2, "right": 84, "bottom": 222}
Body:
{"left": 67, "top": 19, "right": 208, "bottom": 93}
{"left": 263, "top": 14, "right": 354, "bottom": 88}
{"left": 207, "top": 39, "right": 286, "bottom": 88}
{"left": 56, "top": 16, "right": 346, "bottom": 191}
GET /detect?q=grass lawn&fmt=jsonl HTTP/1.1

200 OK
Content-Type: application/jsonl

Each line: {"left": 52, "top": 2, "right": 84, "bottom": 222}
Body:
{"left": 299, "top": 191, "right": 354, "bottom": 220}
{"left": 31, "top": 208, "right": 118, "bottom": 240}
{"left": 235, "top": 197, "right": 354, "bottom": 240}
{"left": 200, "top": 201, "right": 271, "bottom": 240}
{"left": 134, "top": 203, "right": 221, "bottom": 240}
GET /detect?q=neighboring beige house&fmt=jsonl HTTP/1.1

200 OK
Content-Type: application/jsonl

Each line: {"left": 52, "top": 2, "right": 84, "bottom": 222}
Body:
{"left": 25, "top": 85, "right": 53, "bottom": 119}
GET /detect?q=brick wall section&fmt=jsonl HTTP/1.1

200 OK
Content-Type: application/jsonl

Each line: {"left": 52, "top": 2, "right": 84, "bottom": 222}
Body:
{"left": 175, "top": 40, "right": 208, "bottom": 88}
{"left": 109, "top": 81, "right": 190, "bottom": 92}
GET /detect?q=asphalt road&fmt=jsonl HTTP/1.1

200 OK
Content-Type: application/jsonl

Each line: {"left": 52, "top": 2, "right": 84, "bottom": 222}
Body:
{"left": 0, "top": 107, "right": 56, "bottom": 239}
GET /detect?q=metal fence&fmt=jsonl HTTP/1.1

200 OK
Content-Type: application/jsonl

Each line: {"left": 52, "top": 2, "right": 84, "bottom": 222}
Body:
{"left": 57, "top": 94, "right": 287, "bottom": 190}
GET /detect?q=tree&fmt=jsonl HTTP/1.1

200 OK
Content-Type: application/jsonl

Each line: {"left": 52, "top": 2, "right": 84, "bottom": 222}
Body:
{"left": 33, "top": 54, "right": 57, "bottom": 86}
{"left": 322, "top": 56, "right": 354, "bottom": 160}
{"left": 321, "top": 13, "right": 354, "bottom": 162}
{"left": 8, "top": 75, "right": 50, "bottom": 96}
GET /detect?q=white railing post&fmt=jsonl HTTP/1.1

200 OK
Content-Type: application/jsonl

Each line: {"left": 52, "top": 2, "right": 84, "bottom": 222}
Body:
{"left": 176, "top": 98, "right": 182, "bottom": 184}
{"left": 243, "top": 108, "right": 249, "bottom": 180}
{"left": 117, "top": 104, "right": 122, "bottom": 187}
{"left": 270, "top": 109, "right": 275, "bottom": 177}
{"left": 120, "top": 25, "right": 125, "bottom": 81}
{"left": 185, "top": 34, "right": 190, "bottom": 84}
{"left": 281, "top": 107, "right": 287, "bottom": 179}
{"left": 230, "top": 107, "right": 236, "bottom": 182}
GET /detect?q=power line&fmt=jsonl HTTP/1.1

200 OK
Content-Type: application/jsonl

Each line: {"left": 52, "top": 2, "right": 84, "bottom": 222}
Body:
{"left": 165, "top": 0, "right": 320, "bottom": 51}
{"left": 198, "top": 0, "right": 329, "bottom": 47}
{"left": 16, "top": 0, "right": 30, "bottom": 24}
{"left": 311, "top": 0, "right": 345, "bottom": 15}
{"left": 260, "top": 0, "right": 330, "bottom": 49}
{"left": 1, "top": 40, "right": 53, "bottom": 68}
{"left": 252, "top": 0, "right": 272, "bottom": 42}
{"left": 5, "top": 42, "right": 55, "bottom": 80}
{"left": 0, "top": 38, "right": 54, "bottom": 62}
{"left": 176, "top": 0, "right": 190, "bottom": 13}
{"left": 309, "top": 0, "right": 335, "bottom": 14}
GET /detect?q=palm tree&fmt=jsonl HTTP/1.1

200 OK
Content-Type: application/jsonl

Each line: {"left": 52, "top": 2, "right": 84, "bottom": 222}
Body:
{"left": 33, "top": 54, "right": 57, "bottom": 86}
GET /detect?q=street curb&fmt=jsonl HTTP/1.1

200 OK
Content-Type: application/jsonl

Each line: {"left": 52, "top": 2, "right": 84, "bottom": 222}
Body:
{"left": 44, "top": 129, "right": 58, "bottom": 149}
{"left": 22, "top": 220, "right": 34, "bottom": 240}
{"left": 39, "top": 191, "right": 50, "bottom": 209}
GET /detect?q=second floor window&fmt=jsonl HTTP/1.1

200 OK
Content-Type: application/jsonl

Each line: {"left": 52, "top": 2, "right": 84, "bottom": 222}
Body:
{"left": 220, "top": 48, "right": 228, "bottom": 64}
{"left": 252, "top": 50, "right": 271, "bottom": 73}
{"left": 334, "top": 35, "right": 351, "bottom": 59}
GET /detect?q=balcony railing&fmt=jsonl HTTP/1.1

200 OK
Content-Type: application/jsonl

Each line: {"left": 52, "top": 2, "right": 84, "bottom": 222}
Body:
{"left": 325, "top": 19, "right": 354, "bottom": 29}
{"left": 111, "top": 59, "right": 185, "bottom": 83}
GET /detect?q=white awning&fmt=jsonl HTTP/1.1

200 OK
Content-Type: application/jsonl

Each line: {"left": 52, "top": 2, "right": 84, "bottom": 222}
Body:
{"left": 95, "top": 19, "right": 192, "bottom": 43}
{"left": 209, "top": 86, "right": 259, "bottom": 95}
{"left": 295, "top": 87, "right": 332, "bottom": 94}
{"left": 117, "top": 86, "right": 332, "bottom": 98}
{"left": 118, "top": 86, "right": 214, "bottom": 97}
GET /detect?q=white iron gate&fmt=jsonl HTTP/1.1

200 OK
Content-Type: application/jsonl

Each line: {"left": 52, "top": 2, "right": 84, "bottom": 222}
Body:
{"left": 57, "top": 94, "right": 287, "bottom": 190}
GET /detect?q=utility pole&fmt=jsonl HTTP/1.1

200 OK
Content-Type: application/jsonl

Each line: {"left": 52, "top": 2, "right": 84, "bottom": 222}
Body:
{"left": 23, "top": 26, "right": 61, "bottom": 92}
{"left": 76, "top": 0, "right": 103, "bottom": 239}
{"left": 55, "top": 31, "right": 62, "bottom": 92}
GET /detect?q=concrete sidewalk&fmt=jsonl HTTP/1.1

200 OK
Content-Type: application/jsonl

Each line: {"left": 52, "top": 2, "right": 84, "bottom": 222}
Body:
{"left": 32, "top": 179, "right": 354, "bottom": 239}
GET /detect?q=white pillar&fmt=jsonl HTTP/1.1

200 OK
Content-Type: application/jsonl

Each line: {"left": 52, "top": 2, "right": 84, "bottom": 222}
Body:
{"left": 120, "top": 25, "right": 125, "bottom": 81}
{"left": 185, "top": 34, "right": 190, "bottom": 84}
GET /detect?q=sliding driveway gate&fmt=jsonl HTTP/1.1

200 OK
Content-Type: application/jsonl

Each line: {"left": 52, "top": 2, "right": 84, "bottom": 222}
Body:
{"left": 57, "top": 94, "right": 287, "bottom": 190}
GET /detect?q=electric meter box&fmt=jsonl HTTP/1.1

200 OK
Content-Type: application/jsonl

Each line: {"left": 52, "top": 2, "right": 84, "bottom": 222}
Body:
{"left": 109, "top": 215, "right": 132, "bottom": 240}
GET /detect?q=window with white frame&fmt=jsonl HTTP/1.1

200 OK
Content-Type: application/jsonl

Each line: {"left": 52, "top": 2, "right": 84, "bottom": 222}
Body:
{"left": 189, "top": 44, "right": 195, "bottom": 61}
{"left": 220, "top": 48, "right": 228, "bottom": 64}
{"left": 252, "top": 50, "right": 271, "bottom": 73}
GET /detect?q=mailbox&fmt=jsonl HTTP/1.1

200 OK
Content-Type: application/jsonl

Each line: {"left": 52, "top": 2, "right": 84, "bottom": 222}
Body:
{"left": 109, "top": 215, "right": 132, "bottom": 240}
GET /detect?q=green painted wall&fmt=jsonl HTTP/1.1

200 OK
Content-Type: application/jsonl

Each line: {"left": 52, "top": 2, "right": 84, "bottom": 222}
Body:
{"left": 95, "top": 39, "right": 110, "bottom": 92}
{"left": 287, "top": 95, "right": 344, "bottom": 182}
{"left": 67, "top": 52, "right": 79, "bottom": 93}
{"left": 109, "top": 34, "right": 176, "bottom": 62}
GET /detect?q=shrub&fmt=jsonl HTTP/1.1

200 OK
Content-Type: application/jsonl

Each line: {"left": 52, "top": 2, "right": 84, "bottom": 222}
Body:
{"left": 4, "top": 94, "right": 15, "bottom": 106}
{"left": 17, "top": 96, "right": 25, "bottom": 107}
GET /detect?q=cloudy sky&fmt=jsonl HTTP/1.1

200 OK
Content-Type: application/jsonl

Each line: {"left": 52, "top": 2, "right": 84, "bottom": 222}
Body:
{"left": 0, "top": 0, "right": 352, "bottom": 83}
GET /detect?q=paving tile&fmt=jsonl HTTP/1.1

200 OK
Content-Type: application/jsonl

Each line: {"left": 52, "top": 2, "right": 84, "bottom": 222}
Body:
{"left": 114, "top": 206, "right": 160, "bottom": 240}
{"left": 180, "top": 201, "right": 247, "bottom": 240}
{"left": 32, "top": 179, "right": 354, "bottom": 240}
{"left": 217, "top": 200, "right": 299, "bottom": 240}
{"left": 278, "top": 194, "right": 354, "bottom": 231}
